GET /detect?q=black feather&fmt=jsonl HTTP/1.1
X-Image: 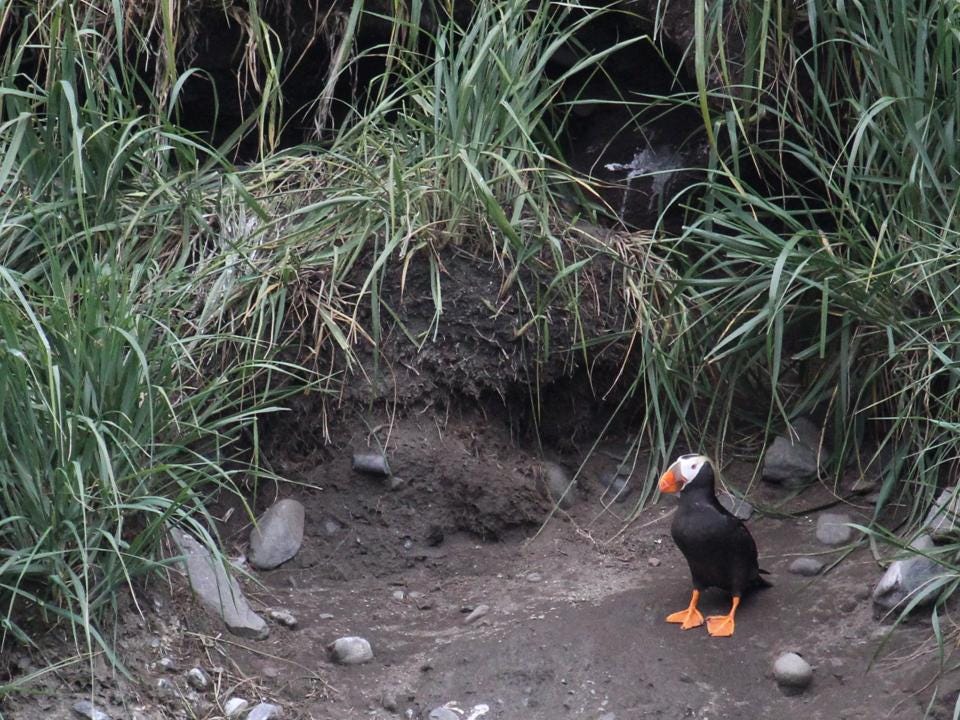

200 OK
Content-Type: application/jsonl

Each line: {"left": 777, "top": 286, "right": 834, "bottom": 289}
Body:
{"left": 670, "top": 461, "right": 771, "bottom": 595}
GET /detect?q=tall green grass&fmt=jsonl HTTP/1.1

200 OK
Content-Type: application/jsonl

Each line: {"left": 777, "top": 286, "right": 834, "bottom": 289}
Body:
{"left": 0, "top": 0, "right": 322, "bottom": 677}
{"left": 650, "top": 0, "right": 960, "bottom": 509}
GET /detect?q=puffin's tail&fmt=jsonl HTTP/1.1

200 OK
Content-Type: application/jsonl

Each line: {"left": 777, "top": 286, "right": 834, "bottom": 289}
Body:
{"left": 753, "top": 569, "right": 773, "bottom": 590}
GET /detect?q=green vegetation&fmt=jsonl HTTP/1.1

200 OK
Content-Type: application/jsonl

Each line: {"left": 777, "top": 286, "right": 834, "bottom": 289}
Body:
{"left": 1, "top": 0, "right": 959, "bottom": 696}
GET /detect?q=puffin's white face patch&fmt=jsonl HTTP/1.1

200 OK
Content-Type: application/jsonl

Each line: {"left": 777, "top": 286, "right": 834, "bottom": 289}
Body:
{"left": 676, "top": 454, "right": 709, "bottom": 488}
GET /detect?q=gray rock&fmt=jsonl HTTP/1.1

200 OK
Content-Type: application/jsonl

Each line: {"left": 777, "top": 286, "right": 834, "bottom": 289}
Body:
{"left": 428, "top": 709, "right": 459, "bottom": 720}
{"left": 717, "top": 491, "right": 753, "bottom": 520}
{"left": 186, "top": 667, "right": 209, "bottom": 690}
{"left": 247, "top": 703, "right": 284, "bottom": 720}
{"left": 773, "top": 652, "right": 812, "bottom": 691}
{"left": 249, "top": 499, "right": 305, "bottom": 570}
{"left": 353, "top": 451, "right": 391, "bottom": 477}
{"left": 158, "top": 656, "right": 178, "bottom": 672}
{"left": 464, "top": 604, "right": 490, "bottom": 624}
{"left": 647, "top": 557, "right": 661, "bottom": 567}
{"left": 598, "top": 714, "right": 617, "bottom": 720}
{"left": 542, "top": 461, "right": 576, "bottom": 509}
{"left": 762, "top": 417, "right": 824, "bottom": 486}
{"left": 816, "top": 513, "right": 854, "bottom": 546}
{"left": 72, "top": 700, "right": 111, "bottom": 720}
{"left": 872, "top": 533, "right": 944, "bottom": 613}
{"left": 268, "top": 608, "right": 298, "bottom": 628}
{"left": 924, "top": 487, "right": 960, "bottom": 541}
{"left": 169, "top": 528, "right": 269, "bottom": 640}
{"left": 849, "top": 444, "right": 893, "bottom": 494}
{"left": 789, "top": 557, "right": 825, "bottom": 576}
{"left": 328, "top": 636, "right": 373, "bottom": 665}
{"left": 155, "top": 678, "right": 176, "bottom": 696}
{"left": 392, "top": 590, "right": 406, "bottom": 601}
{"left": 381, "top": 689, "right": 399, "bottom": 712}
{"left": 323, "top": 518, "right": 342, "bottom": 536}
{"left": 599, "top": 470, "right": 633, "bottom": 503}
{"left": 224, "top": 698, "right": 249, "bottom": 719}
{"left": 526, "top": 572, "right": 542, "bottom": 583}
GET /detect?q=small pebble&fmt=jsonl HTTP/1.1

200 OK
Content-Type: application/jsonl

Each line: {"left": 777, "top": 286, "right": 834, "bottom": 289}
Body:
{"left": 605, "top": 475, "right": 632, "bottom": 503}
{"left": 328, "top": 636, "right": 374, "bottom": 665}
{"left": 816, "top": 512, "right": 854, "bottom": 546}
{"left": 388, "top": 476, "right": 406, "bottom": 490}
{"left": 247, "top": 703, "right": 284, "bottom": 720}
{"left": 464, "top": 604, "right": 490, "bottom": 624}
{"left": 155, "top": 678, "right": 175, "bottom": 696}
{"left": 526, "top": 572, "right": 543, "bottom": 583}
{"left": 381, "top": 690, "right": 399, "bottom": 712}
{"left": 224, "top": 698, "right": 250, "bottom": 719}
{"left": 428, "top": 709, "right": 459, "bottom": 720}
{"left": 393, "top": 590, "right": 406, "bottom": 601}
{"left": 788, "top": 557, "right": 825, "bottom": 576}
{"left": 352, "top": 451, "right": 391, "bottom": 477}
{"left": 598, "top": 714, "right": 617, "bottom": 720}
{"left": 648, "top": 557, "right": 661, "bottom": 567}
{"left": 268, "top": 609, "right": 298, "bottom": 628}
{"left": 774, "top": 652, "right": 813, "bottom": 692}
{"left": 158, "top": 657, "right": 178, "bottom": 672}
{"left": 186, "top": 667, "right": 209, "bottom": 690}
{"left": 318, "top": 613, "right": 335, "bottom": 620}
{"left": 72, "top": 700, "right": 112, "bottom": 720}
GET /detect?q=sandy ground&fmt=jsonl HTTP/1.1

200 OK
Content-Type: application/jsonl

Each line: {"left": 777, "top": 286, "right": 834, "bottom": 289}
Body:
{"left": 3, "top": 412, "right": 959, "bottom": 720}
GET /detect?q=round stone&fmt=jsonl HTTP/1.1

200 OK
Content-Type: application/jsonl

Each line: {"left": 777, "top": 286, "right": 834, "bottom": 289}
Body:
{"left": 428, "top": 709, "right": 459, "bottom": 720}
{"left": 224, "top": 698, "right": 249, "bottom": 718}
{"left": 328, "top": 636, "right": 374, "bottom": 665}
{"left": 186, "top": 667, "right": 209, "bottom": 690}
{"left": 788, "top": 557, "right": 825, "bottom": 576}
{"left": 816, "top": 513, "right": 853, "bottom": 546}
{"left": 773, "top": 652, "right": 813, "bottom": 691}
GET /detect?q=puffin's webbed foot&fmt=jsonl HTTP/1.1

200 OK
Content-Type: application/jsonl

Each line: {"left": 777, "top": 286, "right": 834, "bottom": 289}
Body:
{"left": 706, "top": 595, "right": 740, "bottom": 637}
{"left": 666, "top": 590, "right": 704, "bottom": 630}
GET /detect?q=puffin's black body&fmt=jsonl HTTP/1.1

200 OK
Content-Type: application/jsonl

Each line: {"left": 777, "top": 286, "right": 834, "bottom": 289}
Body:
{"left": 670, "top": 466, "right": 769, "bottom": 597}
{"left": 659, "top": 454, "right": 769, "bottom": 637}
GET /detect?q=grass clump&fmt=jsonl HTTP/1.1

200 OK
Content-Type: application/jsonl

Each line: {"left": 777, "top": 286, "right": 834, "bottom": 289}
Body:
{"left": 0, "top": 0, "right": 321, "bottom": 677}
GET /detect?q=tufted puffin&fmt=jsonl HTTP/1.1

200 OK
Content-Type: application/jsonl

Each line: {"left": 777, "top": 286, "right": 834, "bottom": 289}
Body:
{"left": 658, "top": 454, "right": 770, "bottom": 637}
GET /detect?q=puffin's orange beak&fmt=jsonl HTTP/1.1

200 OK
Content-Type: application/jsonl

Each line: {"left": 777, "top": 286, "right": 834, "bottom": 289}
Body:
{"left": 659, "top": 465, "right": 681, "bottom": 494}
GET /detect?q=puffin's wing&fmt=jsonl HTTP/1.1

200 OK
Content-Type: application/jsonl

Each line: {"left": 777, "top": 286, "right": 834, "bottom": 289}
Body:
{"left": 728, "top": 516, "right": 760, "bottom": 561}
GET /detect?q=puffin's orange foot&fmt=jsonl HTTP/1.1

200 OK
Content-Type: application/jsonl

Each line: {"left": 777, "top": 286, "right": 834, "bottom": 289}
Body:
{"left": 667, "top": 606, "right": 704, "bottom": 629}
{"left": 665, "top": 589, "right": 704, "bottom": 629}
{"left": 706, "top": 614, "right": 735, "bottom": 637}
{"left": 706, "top": 595, "right": 740, "bottom": 637}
